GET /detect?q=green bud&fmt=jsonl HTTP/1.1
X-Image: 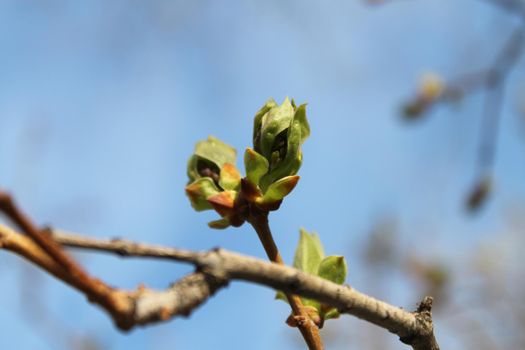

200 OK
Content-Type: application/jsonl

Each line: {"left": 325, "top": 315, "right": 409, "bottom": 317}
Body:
{"left": 466, "top": 175, "right": 492, "bottom": 212}
{"left": 186, "top": 136, "right": 243, "bottom": 229}
{"left": 252, "top": 98, "right": 310, "bottom": 191}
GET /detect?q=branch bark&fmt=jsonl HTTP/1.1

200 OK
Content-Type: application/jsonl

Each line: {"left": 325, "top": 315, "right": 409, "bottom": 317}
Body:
{"left": 0, "top": 223, "right": 226, "bottom": 329}
{"left": 0, "top": 224, "right": 439, "bottom": 349}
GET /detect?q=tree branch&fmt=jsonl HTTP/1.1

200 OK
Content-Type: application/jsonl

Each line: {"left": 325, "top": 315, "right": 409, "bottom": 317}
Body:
{"left": 0, "top": 189, "right": 439, "bottom": 349}
{"left": 15, "top": 225, "right": 440, "bottom": 349}
{"left": 0, "top": 222, "right": 226, "bottom": 329}
{"left": 0, "top": 191, "right": 134, "bottom": 329}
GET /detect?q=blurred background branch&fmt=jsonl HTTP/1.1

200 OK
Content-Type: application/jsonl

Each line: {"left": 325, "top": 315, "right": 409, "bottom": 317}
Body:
{"left": 400, "top": 2, "right": 525, "bottom": 212}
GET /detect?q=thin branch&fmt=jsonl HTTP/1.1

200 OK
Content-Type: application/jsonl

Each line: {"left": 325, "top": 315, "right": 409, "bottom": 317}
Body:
{"left": 477, "top": 27, "right": 524, "bottom": 172}
{"left": 437, "top": 28, "right": 524, "bottom": 107}
{"left": 50, "top": 228, "right": 202, "bottom": 262}
{"left": 0, "top": 191, "right": 132, "bottom": 328}
{"left": 401, "top": 24, "right": 525, "bottom": 211}
{"left": 248, "top": 211, "right": 324, "bottom": 350}
{"left": 482, "top": 0, "right": 525, "bottom": 20}
{"left": 0, "top": 223, "right": 225, "bottom": 329}
{"left": 47, "top": 225, "right": 438, "bottom": 349}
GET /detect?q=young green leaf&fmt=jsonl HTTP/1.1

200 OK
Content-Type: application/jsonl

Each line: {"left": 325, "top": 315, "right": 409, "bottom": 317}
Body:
{"left": 244, "top": 148, "right": 269, "bottom": 186}
{"left": 317, "top": 256, "right": 347, "bottom": 285}
{"left": 292, "top": 104, "right": 310, "bottom": 145}
{"left": 275, "top": 291, "right": 288, "bottom": 303}
{"left": 194, "top": 136, "right": 237, "bottom": 168}
{"left": 187, "top": 136, "right": 237, "bottom": 183}
{"left": 218, "top": 163, "right": 241, "bottom": 190}
{"left": 322, "top": 308, "right": 340, "bottom": 321}
{"left": 276, "top": 229, "right": 324, "bottom": 305}
{"left": 208, "top": 218, "right": 230, "bottom": 229}
{"left": 258, "top": 175, "right": 300, "bottom": 204}
{"left": 293, "top": 229, "right": 325, "bottom": 275}
{"left": 252, "top": 99, "right": 277, "bottom": 150}
{"left": 185, "top": 177, "right": 221, "bottom": 211}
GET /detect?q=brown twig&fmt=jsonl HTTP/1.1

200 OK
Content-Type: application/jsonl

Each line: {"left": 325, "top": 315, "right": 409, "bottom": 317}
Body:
{"left": 0, "top": 190, "right": 132, "bottom": 328}
{"left": 248, "top": 211, "right": 324, "bottom": 350}
{"left": 0, "top": 222, "right": 224, "bottom": 329}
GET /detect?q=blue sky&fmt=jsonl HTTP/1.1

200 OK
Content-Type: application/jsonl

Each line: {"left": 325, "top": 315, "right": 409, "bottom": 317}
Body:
{"left": 1, "top": 1, "right": 524, "bottom": 349}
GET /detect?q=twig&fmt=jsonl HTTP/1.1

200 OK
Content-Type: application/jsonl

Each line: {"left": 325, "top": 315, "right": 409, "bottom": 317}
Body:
{"left": 0, "top": 191, "right": 132, "bottom": 327}
{"left": 401, "top": 24, "right": 525, "bottom": 210}
{"left": 477, "top": 27, "right": 524, "bottom": 172}
{"left": 482, "top": 0, "right": 525, "bottom": 20}
{"left": 248, "top": 211, "right": 324, "bottom": 350}
{"left": 0, "top": 222, "right": 225, "bottom": 329}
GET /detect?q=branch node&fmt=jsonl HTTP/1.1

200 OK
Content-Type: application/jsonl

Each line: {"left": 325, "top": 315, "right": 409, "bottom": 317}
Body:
{"left": 195, "top": 249, "right": 230, "bottom": 284}
{"left": 399, "top": 296, "right": 439, "bottom": 350}
{"left": 417, "top": 296, "right": 433, "bottom": 312}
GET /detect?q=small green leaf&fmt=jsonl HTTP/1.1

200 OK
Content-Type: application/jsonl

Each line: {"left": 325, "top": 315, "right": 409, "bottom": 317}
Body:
{"left": 322, "top": 308, "right": 340, "bottom": 321}
{"left": 301, "top": 298, "right": 321, "bottom": 311}
{"left": 276, "top": 231, "right": 347, "bottom": 327}
{"left": 244, "top": 148, "right": 269, "bottom": 186}
{"left": 275, "top": 291, "right": 288, "bottom": 303}
{"left": 195, "top": 136, "right": 237, "bottom": 167}
{"left": 253, "top": 99, "right": 277, "bottom": 151}
{"left": 294, "top": 104, "right": 310, "bottom": 144}
{"left": 185, "top": 178, "right": 221, "bottom": 211}
{"left": 293, "top": 229, "right": 325, "bottom": 275}
{"left": 188, "top": 136, "right": 237, "bottom": 183}
{"left": 317, "top": 256, "right": 347, "bottom": 285}
{"left": 219, "top": 163, "right": 241, "bottom": 190}
{"left": 206, "top": 190, "right": 236, "bottom": 217}
{"left": 208, "top": 218, "right": 230, "bottom": 229}
{"left": 258, "top": 175, "right": 299, "bottom": 204}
